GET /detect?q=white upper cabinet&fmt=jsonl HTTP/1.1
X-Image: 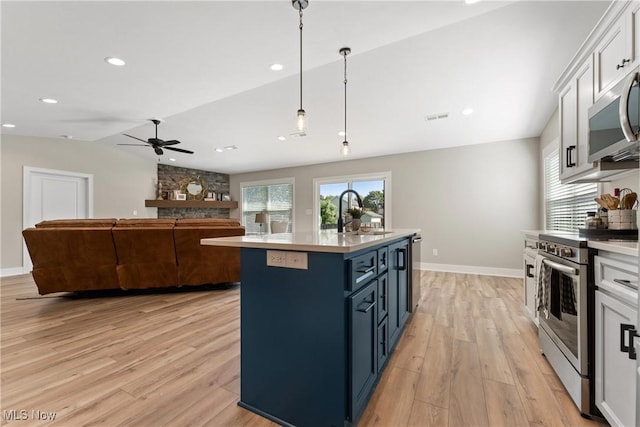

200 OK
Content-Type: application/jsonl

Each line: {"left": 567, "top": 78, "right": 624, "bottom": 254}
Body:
{"left": 553, "top": 0, "right": 639, "bottom": 183}
{"left": 594, "top": 13, "right": 630, "bottom": 100}
{"left": 560, "top": 58, "right": 594, "bottom": 181}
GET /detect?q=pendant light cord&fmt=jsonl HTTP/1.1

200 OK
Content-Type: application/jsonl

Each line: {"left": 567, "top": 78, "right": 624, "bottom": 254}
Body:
{"left": 343, "top": 51, "right": 347, "bottom": 141}
{"left": 299, "top": 8, "right": 304, "bottom": 111}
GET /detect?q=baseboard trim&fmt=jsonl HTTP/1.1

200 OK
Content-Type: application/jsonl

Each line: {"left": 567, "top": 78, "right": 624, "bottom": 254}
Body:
{"left": 421, "top": 262, "right": 521, "bottom": 278}
{"left": 1, "top": 267, "right": 27, "bottom": 278}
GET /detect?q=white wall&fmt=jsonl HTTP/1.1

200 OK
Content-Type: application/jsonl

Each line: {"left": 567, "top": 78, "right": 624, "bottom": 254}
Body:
{"left": 230, "top": 138, "right": 540, "bottom": 275}
{"left": 1, "top": 135, "right": 158, "bottom": 272}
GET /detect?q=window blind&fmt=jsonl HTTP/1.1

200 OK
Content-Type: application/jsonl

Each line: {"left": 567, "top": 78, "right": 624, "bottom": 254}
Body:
{"left": 242, "top": 183, "right": 293, "bottom": 233}
{"left": 544, "top": 150, "right": 597, "bottom": 232}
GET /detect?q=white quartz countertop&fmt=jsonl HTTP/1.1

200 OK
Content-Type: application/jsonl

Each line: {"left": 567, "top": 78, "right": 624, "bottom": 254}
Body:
{"left": 588, "top": 240, "right": 639, "bottom": 257}
{"left": 201, "top": 229, "right": 421, "bottom": 253}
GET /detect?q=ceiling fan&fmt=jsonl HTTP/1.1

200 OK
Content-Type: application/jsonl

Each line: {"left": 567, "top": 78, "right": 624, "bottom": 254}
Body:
{"left": 119, "top": 119, "right": 194, "bottom": 155}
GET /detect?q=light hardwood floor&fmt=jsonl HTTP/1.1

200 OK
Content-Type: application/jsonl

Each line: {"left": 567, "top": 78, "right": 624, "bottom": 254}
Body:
{"left": 1, "top": 272, "right": 606, "bottom": 426}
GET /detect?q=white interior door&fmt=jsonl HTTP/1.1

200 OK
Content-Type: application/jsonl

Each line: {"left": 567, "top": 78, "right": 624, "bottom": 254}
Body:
{"left": 22, "top": 167, "right": 93, "bottom": 272}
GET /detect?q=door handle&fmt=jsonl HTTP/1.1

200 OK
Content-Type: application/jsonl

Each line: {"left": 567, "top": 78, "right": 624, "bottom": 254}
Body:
{"left": 619, "top": 71, "right": 639, "bottom": 142}
{"left": 620, "top": 323, "right": 639, "bottom": 360}
{"left": 526, "top": 264, "right": 534, "bottom": 278}
{"left": 566, "top": 146, "right": 576, "bottom": 168}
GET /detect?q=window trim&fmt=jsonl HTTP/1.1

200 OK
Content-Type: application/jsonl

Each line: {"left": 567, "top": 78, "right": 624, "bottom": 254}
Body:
{"left": 240, "top": 177, "right": 295, "bottom": 233}
{"left": 312, "top": 171, "right": 392, "bottom": 231}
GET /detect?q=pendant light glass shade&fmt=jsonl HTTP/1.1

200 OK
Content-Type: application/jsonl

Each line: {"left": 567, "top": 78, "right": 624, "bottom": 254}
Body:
{"left": 341, "top": 140, "right": 351, "bottom": 156}
{"left": 293, "top": 0, "right": 308, "bottom": 132}
{"left": 296, "top": 109, "right": 307, "bottom": 132}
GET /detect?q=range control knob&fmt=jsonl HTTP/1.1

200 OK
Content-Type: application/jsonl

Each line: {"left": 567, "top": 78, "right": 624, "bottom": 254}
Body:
{"left": 560, "top": 248, "right": 573, "bottom": 257}
{"left": 547, "top": 245, "right": 556, "bottom": 253}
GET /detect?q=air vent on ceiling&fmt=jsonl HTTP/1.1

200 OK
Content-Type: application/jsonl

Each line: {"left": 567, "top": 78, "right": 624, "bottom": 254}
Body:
{"left": 289, "top": 131, "right": 307, "bottom": 138}
{"left": 424, "top": 112, "right": 449, "bottom": 122}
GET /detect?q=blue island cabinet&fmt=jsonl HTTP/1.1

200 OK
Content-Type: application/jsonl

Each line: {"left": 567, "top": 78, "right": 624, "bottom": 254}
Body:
{"left": 237, "top": 236, "right": 411, "bottom": 427}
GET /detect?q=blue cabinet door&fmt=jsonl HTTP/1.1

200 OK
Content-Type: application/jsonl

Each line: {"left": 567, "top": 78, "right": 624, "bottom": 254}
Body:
{"left": 349, "top": 279, "right": 378, "bottom": 422}
{"left": 389, "top": 239, "right": 410, "bottom": 348}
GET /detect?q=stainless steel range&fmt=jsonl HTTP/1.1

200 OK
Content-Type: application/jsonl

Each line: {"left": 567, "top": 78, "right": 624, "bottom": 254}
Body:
{"left": 538, "top": 232, "right": 597, "bottom": 417}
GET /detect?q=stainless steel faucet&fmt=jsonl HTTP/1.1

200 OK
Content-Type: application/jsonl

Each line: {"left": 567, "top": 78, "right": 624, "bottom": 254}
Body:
{"left": 337, "top": 189, "right": 363, "bottom": 233}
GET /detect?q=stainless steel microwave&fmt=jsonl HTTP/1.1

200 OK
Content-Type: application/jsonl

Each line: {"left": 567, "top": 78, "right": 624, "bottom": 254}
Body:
{"left": 588, "top": 67, "right": 640, "bottom": 162}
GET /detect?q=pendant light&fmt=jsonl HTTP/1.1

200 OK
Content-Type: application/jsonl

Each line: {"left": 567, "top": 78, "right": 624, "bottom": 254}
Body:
{"left": 340, "top": 47, "right": 351, "bottom": 156}
{"left": 292, "top": 0, "right": 309, "bottom": 132}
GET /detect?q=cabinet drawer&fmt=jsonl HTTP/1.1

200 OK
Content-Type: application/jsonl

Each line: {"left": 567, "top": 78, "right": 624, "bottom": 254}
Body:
{"left": 594, "top": 255, "right": 638, "bottom": 306}
{"left": 349, "top": 251, "right": 378, "bottom": 291}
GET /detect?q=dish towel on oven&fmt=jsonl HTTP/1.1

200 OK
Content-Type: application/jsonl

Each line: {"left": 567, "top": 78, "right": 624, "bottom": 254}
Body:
{"left": 536, "top": 254, "right": 550, "bottom": 319}
{"left": 561, "top": 275, "right": 577, "bottom": 315}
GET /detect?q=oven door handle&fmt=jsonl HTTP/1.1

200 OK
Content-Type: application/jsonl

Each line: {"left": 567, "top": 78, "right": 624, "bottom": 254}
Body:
{"left": 542, "top": 258, "right": 578, "bottom": 276}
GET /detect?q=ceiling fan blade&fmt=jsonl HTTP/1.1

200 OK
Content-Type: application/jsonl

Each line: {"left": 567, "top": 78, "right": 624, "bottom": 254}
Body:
{"left": 123, "top": 134, "right": 150, "bottom": 144}
{"left": 165, "top": 146, "right": 194, "bottom": 154}
{"left": 117, "top": 144, "right": 148, "bottom": 146}
{"left": 159, "top": 139, "right": 181, "bottom": 146}
{"left": 155, "top": 147, "right": 164, "bottom": 155}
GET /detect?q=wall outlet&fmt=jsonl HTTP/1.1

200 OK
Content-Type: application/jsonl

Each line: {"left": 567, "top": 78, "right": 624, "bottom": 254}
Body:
{"left": 286, "top": 252, "right": 308, "bottom": 270}
{"left": 432, "top": 248, "right": 438, "bottom": 256}
{"left": 266, "top": 250, "right": 308, "bottom": 269}
{"left": 267, "top": 250, "right": 287, "bottom": 267}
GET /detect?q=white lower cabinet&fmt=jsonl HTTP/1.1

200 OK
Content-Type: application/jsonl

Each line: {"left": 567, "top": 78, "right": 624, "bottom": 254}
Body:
{"left": 594, "top": 253, "right": 638, "bottom": 427}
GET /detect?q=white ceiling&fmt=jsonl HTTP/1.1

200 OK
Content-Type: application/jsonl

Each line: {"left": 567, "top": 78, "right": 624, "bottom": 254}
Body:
{"left": 2, "top": 0, "right": 610, "bottom": 174}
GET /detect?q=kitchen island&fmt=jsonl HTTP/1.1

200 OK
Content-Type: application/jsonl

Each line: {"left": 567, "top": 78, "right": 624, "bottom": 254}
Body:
{"left": 202, "top": 229, "right": 420, "bottom": 426}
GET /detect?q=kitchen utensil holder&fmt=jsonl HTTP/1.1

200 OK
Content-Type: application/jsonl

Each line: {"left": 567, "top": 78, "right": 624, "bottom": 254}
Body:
{"left": 607, "top": 209, "right": 637, "bottom": 230}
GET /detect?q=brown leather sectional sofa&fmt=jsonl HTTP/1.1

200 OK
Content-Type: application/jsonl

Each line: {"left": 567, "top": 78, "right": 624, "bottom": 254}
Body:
{"left": 22, "top": 218, "right": 244, "bottom": 295}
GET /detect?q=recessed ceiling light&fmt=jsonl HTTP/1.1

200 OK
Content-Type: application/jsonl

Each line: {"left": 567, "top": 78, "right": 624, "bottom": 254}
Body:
{"left": 105, "top": 57, "right": 126, "bottom": 66}
{"left": 169, "top": 158, "right": 176, "bottom": 162}
{"left": 465, "top": 0, "right": 481, "bottom": 4}
{"left": 215, "top": 148, "right": 224, "bottom": 153}
{"left": 462, "top": 107, "right": 474, "bottom": 115}
{"left": 338, "top": 130, "right": 346, "bottom": 136}
{"left": 277, "top": 136, "right": 286, "bottom": 141}
{"left": 2, "top": 123, "right": 16, "bottom": 128}
{"left": 39, "top": 98, "right": 58, "bottom": 104}
{"left": 270, "top": 63, "right": 284, "bottom": 71}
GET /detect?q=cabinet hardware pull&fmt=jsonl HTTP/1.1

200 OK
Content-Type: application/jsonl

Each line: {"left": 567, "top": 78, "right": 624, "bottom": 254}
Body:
{"left": 613, "top": 278, "right": 638, "bottom": 288}
{"left": 620, "top": 323, "right": 639, "bottom": 360}
{"left": 617, "top": 58, "right": 631, "bottom": 70}
{"left": 357, "top": 265, "right": 376, "bottom": 274}
{"left": 398, "top": 248, "right": 407, "bottom": 271}
{"left": 357, "top": 300, "right": 376, "bottom": 313}
{"left": 566, "top": 146, "right": 576, "bottom": 168}
{"left": 526, "top": 264, "right": 534, "bottom": 278}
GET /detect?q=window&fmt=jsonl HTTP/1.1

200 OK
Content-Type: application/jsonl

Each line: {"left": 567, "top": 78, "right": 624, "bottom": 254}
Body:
{"left": 314, "top": 172, "right": 391, "bottom": 231}
{"left": 544, "top": 149, "right": 597, "bottom": 232}
{"left": 241, "top": 178, "right": 294, "bottom": 234}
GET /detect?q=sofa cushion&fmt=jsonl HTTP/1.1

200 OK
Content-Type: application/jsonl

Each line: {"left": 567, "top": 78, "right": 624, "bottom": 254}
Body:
{"left": 175, "top": 218, "right": 241, "bottom": 227}
{"left": 116, "top": 218, "right": 176, "bottom": 227}
{"left": 112, "top": 226, "right": 179, "bottom": 289}
{"left": 35, "top": 219, "right": 117, "bottom": 228}
{"left": 23, "top": 227, "right": 120, "bottom": 294}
